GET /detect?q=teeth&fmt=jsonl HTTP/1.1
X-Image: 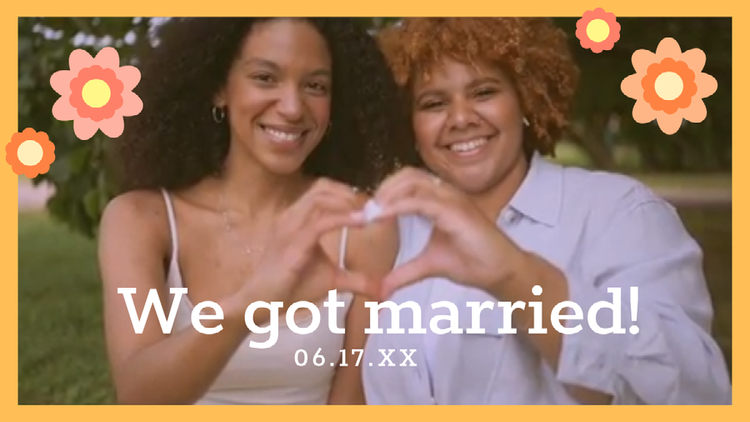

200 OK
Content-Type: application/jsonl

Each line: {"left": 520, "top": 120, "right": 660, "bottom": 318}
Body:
{"left": 263, "top": 126, "right": 303, "bottom": 142}
{"left": 449, "top": 137, "right": 487, "bottom": 153}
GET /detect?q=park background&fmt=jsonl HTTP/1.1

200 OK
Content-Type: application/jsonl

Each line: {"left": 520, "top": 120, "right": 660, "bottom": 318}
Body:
{"left": 17, "top": 17, "right": 732, "bottom": 404}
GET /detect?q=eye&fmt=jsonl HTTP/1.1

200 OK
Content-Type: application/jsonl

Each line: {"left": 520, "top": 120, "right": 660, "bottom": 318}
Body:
{"left": 251, "top": 72, "right": 276, "bottom": 85}
{"left": 419, "top": 99, "right": 446, "bottom": 110}
{"left": 306, "top": 81, "right": 330, "bottom": 94}
{"left": 474, "top": 87, "right": 497, "bottom": 98}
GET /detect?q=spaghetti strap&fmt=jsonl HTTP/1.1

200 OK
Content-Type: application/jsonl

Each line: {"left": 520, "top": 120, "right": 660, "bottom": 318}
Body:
{"left": 160, "top": 189, "right": 179, "bottom": 262}
{"left": 338, "top": 227, "right": 349, "bottom": 269}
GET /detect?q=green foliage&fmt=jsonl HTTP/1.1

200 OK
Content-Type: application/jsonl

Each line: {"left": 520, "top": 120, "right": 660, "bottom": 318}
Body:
{"left": 18, "top": 17, "right": 153, "bottom": 238}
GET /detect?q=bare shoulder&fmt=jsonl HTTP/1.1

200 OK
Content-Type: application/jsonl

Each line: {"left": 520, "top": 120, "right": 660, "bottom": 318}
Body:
{"left": 98, "top": 190, "right": 172, "bottom": 274}
{"left": 100, "top": 190, "right": 170, "bottom": 230}
{"left": 345, "top": 192, "right": 400, "bottom": 276}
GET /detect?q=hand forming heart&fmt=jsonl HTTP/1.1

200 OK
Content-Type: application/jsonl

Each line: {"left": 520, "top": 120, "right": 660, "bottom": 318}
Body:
{"left": 232, "top": 178, "right": 380, "bottom": 308}
{"left": 367, "top": 167, "right": 528, "bottom": 300}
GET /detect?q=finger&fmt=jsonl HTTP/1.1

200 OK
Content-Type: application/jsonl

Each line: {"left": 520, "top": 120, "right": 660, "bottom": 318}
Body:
{"left": 375, "top": 195, "right": 449, "bottom": 226}
{"left": 291, "top": 192, "right": 362, "bottom": 233}
{"left": 380, "top": 254, "right": 435, "bottom": 300}
{"left": 375, "top": 167, "right": 430, "bottom": 204}
{"left": 333, "top": 269, "right": 381, "bottom": 300}
{"left": 374, "top": 167, "right": 428, "bottom": 203}
{"left": 375, "top": 171, "right": 443, "bottom": 206}
{"left": 304, "top": 178, "right": 360, "bottom": 206}
{"left": 286, "top": 178, "right": 358, "bottom": 221}
{"left": 298, "top": 209, "right": 367, "bottom": 247}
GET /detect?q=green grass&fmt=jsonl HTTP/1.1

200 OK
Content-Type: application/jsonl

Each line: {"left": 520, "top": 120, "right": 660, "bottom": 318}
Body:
{"left": 18, "top": 207, "right": 732, "bottom": 404}
{"left": 18, "top": 212, "right": 116, "bottom": 405}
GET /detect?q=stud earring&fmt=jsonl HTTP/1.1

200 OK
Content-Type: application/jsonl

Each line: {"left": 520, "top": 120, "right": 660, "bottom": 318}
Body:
{"left": 212, "top": 106, "right": 226, "bottom": 123}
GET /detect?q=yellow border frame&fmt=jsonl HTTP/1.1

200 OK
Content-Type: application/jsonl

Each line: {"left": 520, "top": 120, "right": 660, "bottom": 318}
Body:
{"left": 5, "top": 0, "right": 740, "bottom": 418}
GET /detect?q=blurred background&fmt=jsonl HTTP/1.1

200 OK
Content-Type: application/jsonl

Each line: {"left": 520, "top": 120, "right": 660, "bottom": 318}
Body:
{"left": 17, "top": 17, "right": 731, "bottom": 404}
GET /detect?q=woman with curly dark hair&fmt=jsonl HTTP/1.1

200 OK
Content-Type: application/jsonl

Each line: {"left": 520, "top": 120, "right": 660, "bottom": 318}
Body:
{"left": 97, "top": 17, "right": 412, "bottom": 405}
{"left": 361, "top": 18, "right": 731, "bottom": 405}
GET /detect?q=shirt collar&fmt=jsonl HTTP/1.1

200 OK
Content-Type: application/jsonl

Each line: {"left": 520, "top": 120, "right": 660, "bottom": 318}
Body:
{"left": 504, "top": 152, "right": 564, "bottom": 227}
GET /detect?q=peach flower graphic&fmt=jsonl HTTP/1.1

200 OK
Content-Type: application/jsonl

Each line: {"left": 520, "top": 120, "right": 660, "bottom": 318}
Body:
{"left": 6, "top": 128, "right": 56, "bottom": 178}
{"left": 575, "top": 8, "right": 620, "bottom": 53}
{"left": 621, "top": 37, "right": 718, "bottom": 135}
{"left": 51, "top": 47, "right": 143, "bottom": 140}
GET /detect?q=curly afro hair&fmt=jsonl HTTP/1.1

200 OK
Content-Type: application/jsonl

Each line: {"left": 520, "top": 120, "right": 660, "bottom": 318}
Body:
{"left": 113, "top": 18, "right": 415, "bottom": 193}
{"left": 376, "top": 18, "right": 580, "bottom": 156}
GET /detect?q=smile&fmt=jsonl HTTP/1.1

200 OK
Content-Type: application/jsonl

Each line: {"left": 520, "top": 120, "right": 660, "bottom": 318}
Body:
{"left": 260, "top": 124, "right": 308, "bottom": 143}
{"left": 448, "top": 137, "right": 488, "bottom": 153}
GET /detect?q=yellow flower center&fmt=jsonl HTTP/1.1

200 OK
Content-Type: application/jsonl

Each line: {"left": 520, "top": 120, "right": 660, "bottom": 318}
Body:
{"left": 18, "top": 140, "right": 43, "bottom": 166}
{"left": 586, "top": 19, "right": 610, "bottom": 43}
{"left": 654, "top": 71, "right": 684, "bottom": 101}
{"left": 82, "top": 79, "right": 111, "bottom": 108}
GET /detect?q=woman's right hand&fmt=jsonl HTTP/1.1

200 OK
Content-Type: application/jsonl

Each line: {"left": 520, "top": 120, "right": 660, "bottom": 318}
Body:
{"left": 223, "top": 178, "right": 376, "bottom": 323}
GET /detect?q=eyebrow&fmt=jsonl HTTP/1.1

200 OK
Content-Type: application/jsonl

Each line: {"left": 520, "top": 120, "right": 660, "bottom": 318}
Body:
{"left": 242, "top": 57, "right": 332, "bottom": 77}
{"left": 414, "top": 76, "right": 504, "bottom": 102}
{"left": 467, "top": 76, "right": 504, "bottom": 88}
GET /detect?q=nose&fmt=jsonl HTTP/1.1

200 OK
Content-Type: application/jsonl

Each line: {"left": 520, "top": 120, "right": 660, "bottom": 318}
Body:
{"left": 276, "top": 85, "right": 304, "bottom": 122}
{"left": 447, "top": 98, "right": 479, "bottom": 130}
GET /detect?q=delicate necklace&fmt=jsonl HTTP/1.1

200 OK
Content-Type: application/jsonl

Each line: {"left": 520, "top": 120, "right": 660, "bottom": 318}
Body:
{"left": 219, "top": 190, "right": 266, "bottom": 258}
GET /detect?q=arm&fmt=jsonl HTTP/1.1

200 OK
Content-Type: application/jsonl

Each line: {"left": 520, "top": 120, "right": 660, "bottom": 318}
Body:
{"left": 488, "top": 188, "right": 731, "bottom": 404}
{"left": 486, "top": 246, "right": 613, "bottom": 404}
{"left": 327, "top": 204, "right": 400, "bottom": 405}
{"left": 326, "top": 295, "right": 371, "bottom": 405}
{"left": 99, "top": 192, "right": 267, "bottom": 404}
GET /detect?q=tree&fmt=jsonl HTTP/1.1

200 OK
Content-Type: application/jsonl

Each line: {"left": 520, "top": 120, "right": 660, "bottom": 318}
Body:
{"left": 18, "top": 17, "right": 154, "bottom": 237}
{"left": 552, "top": 17, "right": 731, "bottom": 172}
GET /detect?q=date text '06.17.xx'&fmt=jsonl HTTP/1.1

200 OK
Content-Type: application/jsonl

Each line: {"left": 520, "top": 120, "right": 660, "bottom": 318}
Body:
{"left": 294, "top": 348, "right": 417, "bottom": 367}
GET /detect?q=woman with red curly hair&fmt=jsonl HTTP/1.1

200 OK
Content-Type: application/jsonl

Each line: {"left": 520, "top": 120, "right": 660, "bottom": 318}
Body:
{"left": 360, "top": 18, "right": 731, "bottom": 405}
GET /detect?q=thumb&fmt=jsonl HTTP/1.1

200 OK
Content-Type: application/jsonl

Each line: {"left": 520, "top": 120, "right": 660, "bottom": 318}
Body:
{"left": 380, "top": 254, "right": 434, "bottom": 299}
{"left": 332, "top": 269, "right": 380, "bottom": 301}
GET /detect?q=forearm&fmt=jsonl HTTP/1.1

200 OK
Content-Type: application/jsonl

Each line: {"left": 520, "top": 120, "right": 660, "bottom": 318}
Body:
{"left": 327, "top": 296, "right": 370, "bottom": 405}
{"left": 486, "top": 251, "right": 613, "bottom": 404}
{"left": 114, "top": 295, "right": 271, "bottom": 404}
{"left": 327, "top": 367, "right": 367, "bottom": 405}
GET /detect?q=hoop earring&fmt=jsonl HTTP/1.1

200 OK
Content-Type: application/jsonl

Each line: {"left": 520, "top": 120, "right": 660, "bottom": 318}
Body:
{"left": 212, "top": 106, "right": 226, "bottom": 123}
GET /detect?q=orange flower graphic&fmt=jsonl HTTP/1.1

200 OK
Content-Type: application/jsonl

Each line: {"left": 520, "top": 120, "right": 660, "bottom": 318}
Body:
{"left": 50, "top": 47, "right": 142, "bottom": 140}
{"left": 575, "top": 8, "right": 620, "bottom": 53}
{"left": 6, "top": 128, "right": 56, "bottom": 178}
{"left": 621, "top": 37, "right": 718, "bottom": 135}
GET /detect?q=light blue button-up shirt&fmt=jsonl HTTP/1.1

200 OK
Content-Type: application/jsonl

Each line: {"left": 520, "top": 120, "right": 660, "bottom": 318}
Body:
{"left": 362, "top": 154, "right": 731, "bottom": 405}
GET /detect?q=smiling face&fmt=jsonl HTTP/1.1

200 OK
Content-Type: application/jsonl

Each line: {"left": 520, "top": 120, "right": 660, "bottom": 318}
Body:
{"left": 215, "top": 18, "right": 333, "bottom": 175}
{"left": 411, "top": 58, "right": 528, "bottom": 195}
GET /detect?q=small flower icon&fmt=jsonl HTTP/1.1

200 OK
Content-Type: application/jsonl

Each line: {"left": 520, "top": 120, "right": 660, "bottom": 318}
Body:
{"left": 576, "top": 8, "right": 620, "bottom": 53}
{"left": 621, "top": 37, "right": 718, "bottom": 135}
{"left": 6, "top": 128, "right": 56, "bottom": 178}
{"left": 50, "top": 47, "right": 143, "bottom": 140}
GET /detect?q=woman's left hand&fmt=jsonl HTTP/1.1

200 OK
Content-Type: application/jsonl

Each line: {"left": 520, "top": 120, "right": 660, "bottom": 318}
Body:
{"left": 372, "top": 167, "right": 528, "bottom": 300}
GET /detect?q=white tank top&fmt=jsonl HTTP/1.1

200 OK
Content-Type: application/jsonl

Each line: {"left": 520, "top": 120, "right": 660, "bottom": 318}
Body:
{"left": 160, "top": 189, "right": 354, "bottom": 405}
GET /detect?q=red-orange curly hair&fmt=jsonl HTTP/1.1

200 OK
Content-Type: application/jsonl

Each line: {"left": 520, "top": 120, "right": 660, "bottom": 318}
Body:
{"left": 377, "top": 18, "right": 580, "bottom": 156}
